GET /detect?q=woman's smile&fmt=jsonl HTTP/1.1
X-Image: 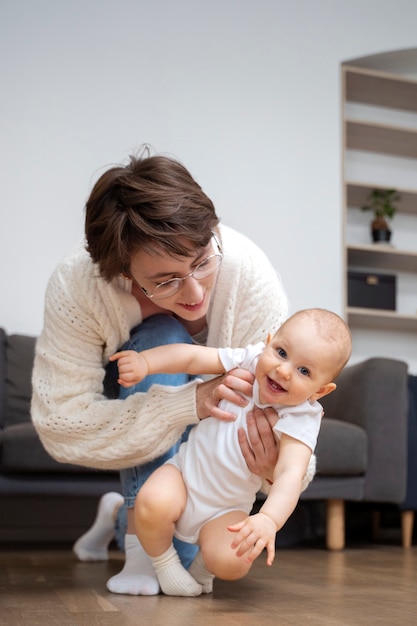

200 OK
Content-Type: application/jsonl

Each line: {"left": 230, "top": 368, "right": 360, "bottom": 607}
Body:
{"left": 178, "top": 297, "right": 206, "bottom": 313}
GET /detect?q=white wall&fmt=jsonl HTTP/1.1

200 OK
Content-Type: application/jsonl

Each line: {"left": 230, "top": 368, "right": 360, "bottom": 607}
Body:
{"left": 1, "top": 0, "right": 417, "bottom": 361}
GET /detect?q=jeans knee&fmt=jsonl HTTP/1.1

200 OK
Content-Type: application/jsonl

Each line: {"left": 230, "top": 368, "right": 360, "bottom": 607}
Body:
{"left": 129, "top": 315, "right": 193, "bottom": 351}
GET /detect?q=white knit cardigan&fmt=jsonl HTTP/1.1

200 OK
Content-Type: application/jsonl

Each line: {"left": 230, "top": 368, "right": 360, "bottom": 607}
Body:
{"left": 31, "top": 224, "right": 288, "bottom": 470}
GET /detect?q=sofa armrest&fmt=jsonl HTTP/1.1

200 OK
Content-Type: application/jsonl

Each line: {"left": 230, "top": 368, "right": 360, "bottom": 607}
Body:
{"left": 320, "top": 357, "right": 408, "bottom": 503}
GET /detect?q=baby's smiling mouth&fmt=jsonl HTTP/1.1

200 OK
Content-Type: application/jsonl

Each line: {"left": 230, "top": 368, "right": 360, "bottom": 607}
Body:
{"left": 267, "top": 376, "right": 285, "bottom": 393}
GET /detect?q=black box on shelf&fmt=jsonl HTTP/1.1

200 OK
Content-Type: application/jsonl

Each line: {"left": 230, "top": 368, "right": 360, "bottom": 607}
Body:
{"left": 348, "top": 270, "right": 396, "bottom": 310}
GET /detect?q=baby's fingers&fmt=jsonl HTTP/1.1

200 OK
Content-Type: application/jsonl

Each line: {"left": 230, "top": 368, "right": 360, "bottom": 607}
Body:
{"left": 227, "top": 521, "right": 246, "bottom": 534}
{"left": 109, "top": 350, "right": 131, "bottom": 362}
{"left": 245, "top": 539, "right": 267, "bottom": 564}
{"left": 117, "top": 378, "right": 133, "bottom": 388}
{"left": 265, "top": 539, "right": 276, "bottom": 566}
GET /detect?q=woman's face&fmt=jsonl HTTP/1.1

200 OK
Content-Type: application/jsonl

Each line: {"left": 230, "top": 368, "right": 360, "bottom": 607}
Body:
{"left": 129, "top": 238, "right": 221, "bottom": 322}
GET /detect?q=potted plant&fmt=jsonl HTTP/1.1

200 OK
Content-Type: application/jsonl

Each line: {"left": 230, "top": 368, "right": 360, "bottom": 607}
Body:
{"left": 361, "top": 188, "right": 400, "bottom": 244}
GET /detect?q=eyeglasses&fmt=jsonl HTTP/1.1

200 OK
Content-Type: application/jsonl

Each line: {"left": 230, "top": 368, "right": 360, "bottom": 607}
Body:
{"left": 135, "top": 232, "right": 223, "bottom": 301}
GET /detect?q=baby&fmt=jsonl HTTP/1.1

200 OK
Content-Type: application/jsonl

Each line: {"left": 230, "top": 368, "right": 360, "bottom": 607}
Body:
{"left": 110, "top": 308, "right": 352, "bottom": 596}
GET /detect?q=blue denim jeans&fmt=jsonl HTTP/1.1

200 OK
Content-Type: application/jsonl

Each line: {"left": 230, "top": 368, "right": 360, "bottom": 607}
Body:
{"left": 110, "top": 314, "right": 198, "bottom": 568}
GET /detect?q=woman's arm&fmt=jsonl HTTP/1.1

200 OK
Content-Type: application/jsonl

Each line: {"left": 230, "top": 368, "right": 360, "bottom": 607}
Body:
{"left": 32, "top": 337, "right": 201, "bottom": 471}
{"left": 31, "top": 259, "right": 203, "bottom": 471}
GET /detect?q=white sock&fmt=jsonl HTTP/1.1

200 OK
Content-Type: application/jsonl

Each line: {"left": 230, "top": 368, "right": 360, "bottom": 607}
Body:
{"left": 73, "top": 492, "right": 124, "bottom": 561}
{"left": 188, "top": 550, "right": 214, "bottom": 594}
{"left": 151, "top": 544, "right": 202, "bottom": 597}
{"left": 106, "top": 534, "right": 160, "bottom": 596}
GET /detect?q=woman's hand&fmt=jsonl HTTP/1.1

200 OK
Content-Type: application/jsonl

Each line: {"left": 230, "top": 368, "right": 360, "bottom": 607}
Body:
{"left": 238, "top": 406, "right": 279, "bottom": 481}
{"left": 196, "top": 368, "right": 254, "bottom": 422}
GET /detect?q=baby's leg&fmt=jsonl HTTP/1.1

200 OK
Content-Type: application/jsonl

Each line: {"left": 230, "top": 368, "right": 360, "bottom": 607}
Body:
{"left": 135, "top": 464, "right": 202, "bottom": 597}
{"left": 135, "top": 463, "right": 186, "bottom": 555}
{"left": 199, "top": 511, "right": 253, "bottom": 581}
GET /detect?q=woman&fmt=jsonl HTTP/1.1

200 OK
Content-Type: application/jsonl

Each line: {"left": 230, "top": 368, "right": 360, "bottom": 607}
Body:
{"left": 31, "top": 148, "right": 289, "bottom": 595}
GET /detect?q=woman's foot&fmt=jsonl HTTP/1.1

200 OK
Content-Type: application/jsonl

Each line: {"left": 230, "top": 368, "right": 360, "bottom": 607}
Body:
{"left": 73, "top": 492, "right": 124, "bottom": 561}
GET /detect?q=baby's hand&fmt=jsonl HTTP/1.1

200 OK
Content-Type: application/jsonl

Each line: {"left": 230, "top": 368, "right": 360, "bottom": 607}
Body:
{"left": 109, "top": 350, "right": 149, "bottom": 388}
{"left": 228, "top": 512, "right": 277, "bottom": 566}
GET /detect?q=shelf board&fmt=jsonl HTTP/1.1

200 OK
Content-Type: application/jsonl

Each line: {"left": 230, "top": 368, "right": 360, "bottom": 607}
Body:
{"left": 347, "top": 307, "right": 417, "bottom": 332}
{"left": 346, "top": 182, "right": 417, "bottom": 215}
{"left": 344, "top": 66, "right": 417, "bottom": 113}
{"left": 347, "top": 244, "right": 417, "bottom": 273}
{"left": 346, "top": 120, "right": 417, "bottom": 159}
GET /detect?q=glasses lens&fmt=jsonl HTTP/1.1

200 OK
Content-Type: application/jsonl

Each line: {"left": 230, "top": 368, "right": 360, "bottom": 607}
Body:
{"left": 193, "top": 254, "right": 221, "bottom": 279}
{"left": 152, "top": 254, "right": 222, "bottom": 300}
{"left": 152, "top": 279, "right": 182, "bottom": 300}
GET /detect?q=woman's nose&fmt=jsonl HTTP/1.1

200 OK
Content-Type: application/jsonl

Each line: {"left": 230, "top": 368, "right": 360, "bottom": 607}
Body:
{"left": 180, "top": 275, "right": 204, "bottom": 300}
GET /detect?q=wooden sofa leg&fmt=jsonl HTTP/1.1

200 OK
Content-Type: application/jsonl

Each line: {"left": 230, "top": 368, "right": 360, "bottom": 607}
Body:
{"left": 326, "top": 499, "right": 345, "bottom": 550}
{"left": 401, "top": 510, "right": 414, "bottom": 548}
{"left": 372, "top": 510, "right": 381, "bottom": 542}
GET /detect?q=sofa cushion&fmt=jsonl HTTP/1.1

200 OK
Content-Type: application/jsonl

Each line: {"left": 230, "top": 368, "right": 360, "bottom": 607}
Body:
{"left": 1, "top": 422, "right": 100, "bottom": 473}
{"left": 315, "top": 418, "right": 367, "bottom": 476}
{"left": 5, "top": 333, "right": 36, "bottom": 428}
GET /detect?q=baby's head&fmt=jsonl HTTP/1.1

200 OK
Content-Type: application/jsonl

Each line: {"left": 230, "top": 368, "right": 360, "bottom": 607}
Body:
{"left": 256, "top": 308, "right": 352, "bottom": 406}
{"left": 279, "top": 309, "right": 352, "bottom": 379}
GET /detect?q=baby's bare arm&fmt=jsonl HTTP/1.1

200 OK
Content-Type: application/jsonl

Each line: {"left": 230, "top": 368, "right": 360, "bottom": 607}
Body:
{"left": 228, "top": 434, "right": 311, "bottom": 565}
{"left": 110, "top": 343, "right": 224, "bottom": 388}
{"left": 260, "top": 435, "right": 311, "bottom": 530}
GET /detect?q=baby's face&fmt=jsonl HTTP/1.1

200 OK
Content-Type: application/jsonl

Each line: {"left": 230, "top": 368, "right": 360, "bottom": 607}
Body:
{"left": 255, "top": 317, "right": 335, "bottom": 406}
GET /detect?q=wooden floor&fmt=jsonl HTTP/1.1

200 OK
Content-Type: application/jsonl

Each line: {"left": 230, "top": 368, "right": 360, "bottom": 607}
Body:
{"left": 1, "top": 543, "right": 417, "bottom": 626}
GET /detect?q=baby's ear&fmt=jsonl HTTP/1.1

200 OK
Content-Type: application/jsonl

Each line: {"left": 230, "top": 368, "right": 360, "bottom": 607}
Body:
{"left": 311, "top": 382, "right": 337, "bottom": 401}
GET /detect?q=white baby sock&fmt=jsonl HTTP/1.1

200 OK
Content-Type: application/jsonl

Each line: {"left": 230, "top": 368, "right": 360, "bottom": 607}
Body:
{"left": 73, "top": 492, "right": 124, "bottom": 561}
{"left": 106, "top": 534, "right": 160, "bottom": 595}
{"left": 151, "top": 544, "right": 202, "bottom": 597}
{"left": 188, "top": 550, "right": 215, "bottom": 594}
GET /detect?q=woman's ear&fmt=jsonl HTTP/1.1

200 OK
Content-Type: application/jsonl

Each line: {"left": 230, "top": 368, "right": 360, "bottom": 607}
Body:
{"left": 311, "top": 382, "right": 337, "bottom": 401}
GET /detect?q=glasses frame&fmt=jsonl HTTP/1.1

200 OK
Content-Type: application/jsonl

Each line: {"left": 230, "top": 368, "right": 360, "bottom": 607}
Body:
{"left": 133, "top": 231, "right": 223, "bottom": 301}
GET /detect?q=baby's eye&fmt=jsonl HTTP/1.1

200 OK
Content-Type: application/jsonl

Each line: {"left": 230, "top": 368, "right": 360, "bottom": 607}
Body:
{"left": 277, "top": 348, "right": 287, "bottom": 359}
{"left": 298, "top": 366, "right": 310, "bottom": 377}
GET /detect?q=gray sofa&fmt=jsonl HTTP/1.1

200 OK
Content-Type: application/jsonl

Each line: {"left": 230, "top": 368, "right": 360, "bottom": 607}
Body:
{"left": 0, "top": 327, "right": 410, "bottom": 548}
{"left": 0, "top": 328, "right": 120, "bottom": 543}
{"left": 300, "top": 357, "right": 409, "bottom": 549}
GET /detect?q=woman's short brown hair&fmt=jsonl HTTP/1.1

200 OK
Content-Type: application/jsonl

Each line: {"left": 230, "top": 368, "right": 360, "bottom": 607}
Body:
{"left": 85, "top": 151, "right": 219, "bottom": 281}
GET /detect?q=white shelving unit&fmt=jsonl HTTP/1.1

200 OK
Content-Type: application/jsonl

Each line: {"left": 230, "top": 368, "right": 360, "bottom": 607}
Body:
{"left": 342, "top": 64, "right": 417, "bottom": 367}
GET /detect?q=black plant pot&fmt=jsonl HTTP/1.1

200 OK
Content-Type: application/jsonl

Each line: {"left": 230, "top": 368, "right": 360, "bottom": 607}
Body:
{"left": 372, "top": 228, "right": 391, "bottom": 243}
